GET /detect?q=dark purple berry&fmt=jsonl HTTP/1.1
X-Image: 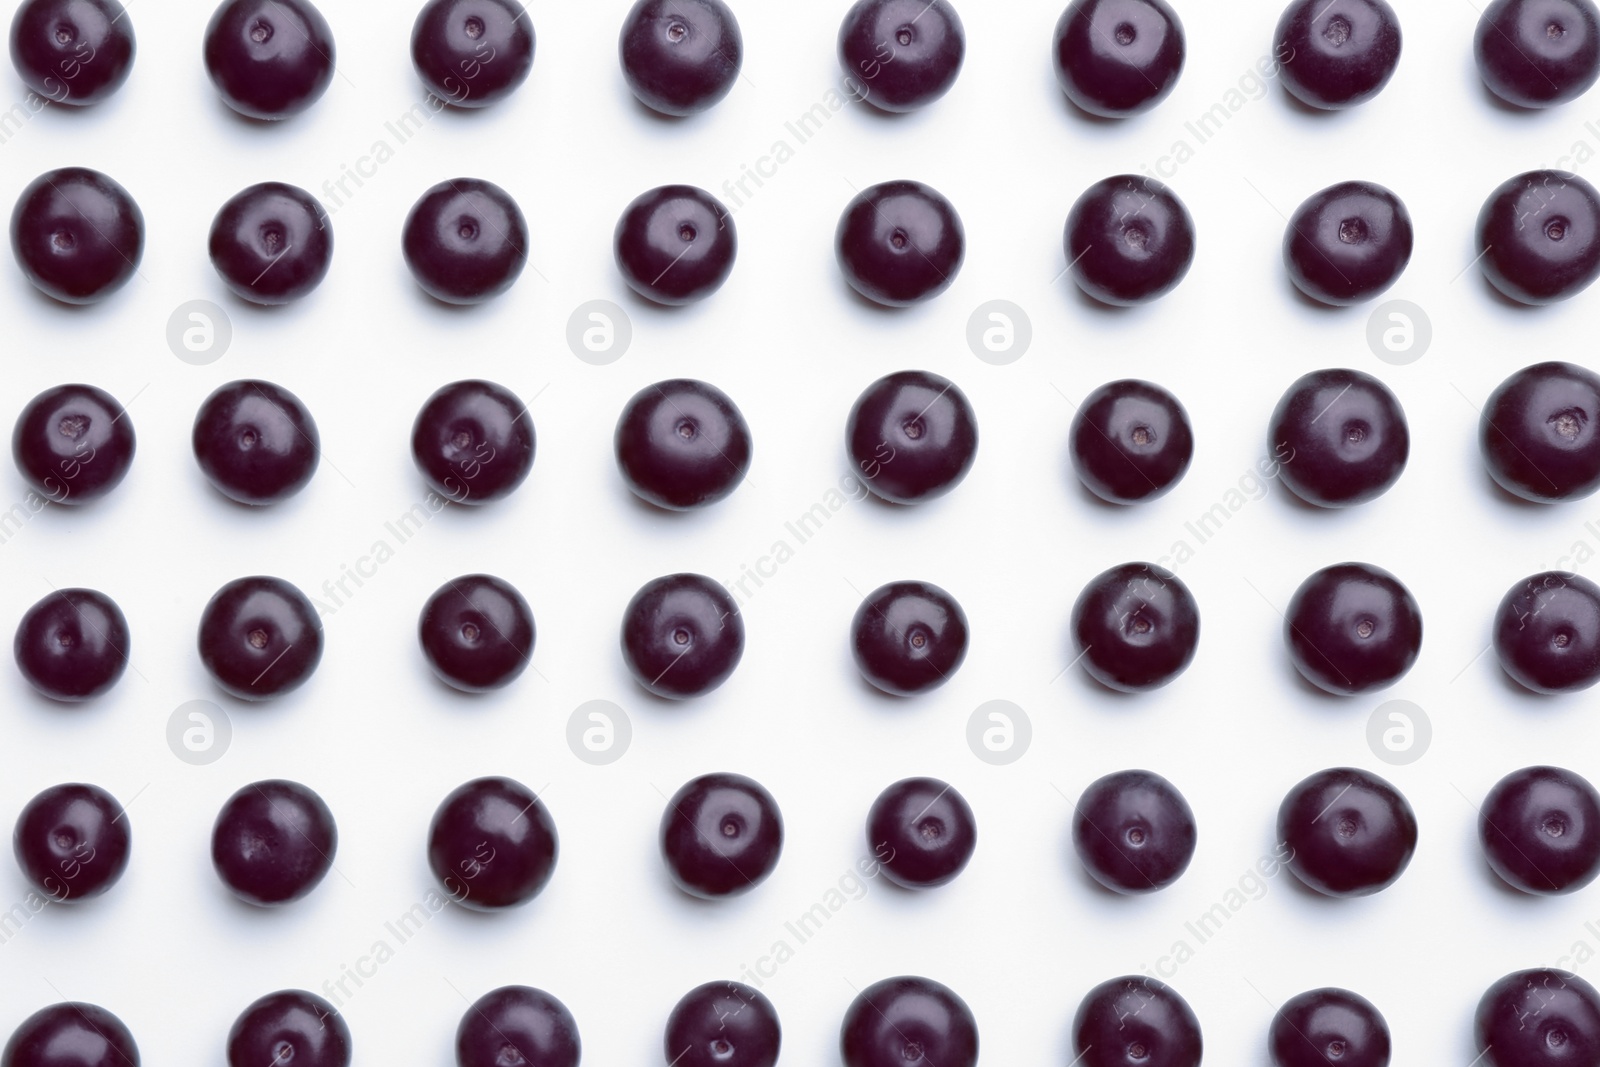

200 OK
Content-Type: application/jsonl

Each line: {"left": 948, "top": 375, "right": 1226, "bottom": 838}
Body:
{"left": 1052, "top": 0, "right": 1185, "bottom": 117}
{"left": 621, "top": 573, "right": 743, "bottom": 699}
{"left": 867, "top": 776, "right": 976, "bottom": 889}
{"left": 204, "top": 0, "right": 336, "bottom": 120}
{"left": 846, "top": 370, "right": 978, "bottom": 504}
{"left": 1070, "top": 379, "right": 1193, "bottom": 504}
{"left": 428, "top": 776, "right": 558, "bottom": 911}
{"left": 412, "top": 0, "right": 534, "bottom": 108}
{"left": 1482, "top": 361, "right": 1600, "bottom": 502}
{"left": 1284, "top": 181, "right": 1413, "bottom": 305}
{"left": 619, "top": 0, "right": 741, "bottom": 116}
{"left": 457, "top": 987, "right": 580, "bottom": 1067}
{"left": 227, "top": 991, "right": 349, "bottom": 1067}
{"left": 1478, "top": 170, "right": 1600, "bottom": 304}
{"left": 193, "top": 379, "right": 320, "bottom": 506}
{"left": 1285, "top": 563, "right": 1423, "bottom": 695}
{"left": 2, "top": 1003, "right": 139, "bottom": 1067}
{"left": 836, "top": 180, "right": 964, "bottom": 307}
{"left": 1073, "top": 770, "right": 1196, "bottom": 894}
{"left": 211, "top": 779, "right": 337, "bottom": 906}
{"left": 1481, "top": 765, "right": 1600, "bottom": 895}
{"left": 1074, "top": 977, "right": 1201, "bottom": 1067}
{"left": 197, "top": 576, "right": 323, "bottom": 701}
{"left": 665, "top": 982, "right": 779, "bottom": 1067}
{"left": 209, "top": 183, "right": 331, "bottom": 305}
{"left": 838, "top": 0, "right": 964, "bottom": 113}
{"left": 1275, "top": 0, "right": 1402, "bottom": 110}
{"left": 1270, "top": 988, "right": 1391, "bottom": 1067}
{"left": 13, "top": 588, "right": 129, "bottom": 702}
{"left": 851, "top": 580, "right": 968, "bottom": 695}
{"left": 1065, "top": 175, "right": 1194, "bottom": 306}
{"left": 411, "top": 379, "right": 535, "bottom": 505}
{"left": 1278, "top": 767, "right": 1417, "bottom": 897}
{"left": 11, "top": 167, "right": 142, "bottom": 304}
{"left": 12, "top": 384, "right": 135, "bottom": 505}
{"left": 402, "top": 178, "right": 527, "bottom": 305}
{"left": 418, "top": 574, "right": 535, "bottom": 692}
{"left": 1269, "top": 368, "right": 1409, "bottom": 508}
{"left": 13, "top": 782, "right": 129, "bottom": 901}
{"left": 1476, "top": 0, "right": 1600, "bottom": 108}
{"left": 1477, "top": 970, "right": 1600, "bottom": 1067}
{"left": 9, "top": 0, "right": 135, "bottom": 105}
{"left": 660, "top": 772, "right": 782, "bottom": 898}
{"left": 840, "top": 976, "right": 977, "bottom": 1067}
{"left": 615, "top": 379, "right": 751, "bottom": 509}
{"left": 614, "top": 184, "right": 736, "bottom": 305}
{"left": 1071, "top": 562, "right": 1200, "bottom": 692}
{"left": 1494, "top": 571, "right": 1600, "bottom": 693}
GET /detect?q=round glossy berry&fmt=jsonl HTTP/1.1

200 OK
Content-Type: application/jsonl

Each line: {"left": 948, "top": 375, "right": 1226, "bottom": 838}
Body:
{"left": 1275, "top": 0, "right": 1402, "bottom": 110}
{"left": 403, "top": 178, "right": 527, "bottom": 304}
{"left": 846, "top": 370, "right": 978, "bottom": 504}
{"left": 1284, "top": 181, "right": 1413, "bottom": 305}
{"left": 227, "top": 991, "right": 349, "bottom": 1067}
{"left": 1477, "top": 970, "right": 1600, "bottom": 1067}
{"left": 1479, "top": 170, "right": 1600, "bottom": 304}
{"left": 836, "top": 180, "right": 964, "bottom": 306}
{"left": 211, "top": 779, "right": 337, "bottom": 906}
{"left": 2, "top": 1003, "right": 139, "bottom": 1067}
{"left": 1269, "top": 368, "right": 1409, "bottom": 508}
{"left": 412, "top": 0, "right": 534, "bottom": 108}
{"left": 840, "top": 977, "right": 977, "bottom": 1067}
{"left": 1052, "top": 0, "right": 1185, "bottom": 117}
{"left": 1071, "top": 379, "right": 1193, "bottom": 504}
{"left": 411, "top": 380, "right": 535, "bottom": 505}
{"left": 9, "top": 0, "right": 135, "bottom": 105}
{"left": 838, "top": 0, "right": 964, "bottom": 113}
{"left": 428, "top": 776, "right": 558, "bottom": 910}
{"left": 197, "top": 576, "right": 323, "bottom": 701}
{"left": 13, "top": 783, "right": 128, "bottom": 901}
{"left": 1285, "top": 563, "right": 1422, "bottom": 695}
{"left": 11, "top": 167, "right": 142, "bottom": 304}
{"left": 1065, "top": 175, "right": 1194, "bottom": 306}
{"left": 1482, "top": 362, "right": 1600, "bottom": 502}
{"left": 1073, "top": 770, "right": 1196, "bottom": 894}
{"left": 660, "top": 772, "right": 782, "bottom": 898}
{"left": 1495, "top": 571, "right": 1600, "bottom": 693}
{"left": 614, "top": 185, "right": 736, "bottom": 306}
{"left": 1270, "top": 988, "right": 1391, "bottom": 1067}
{"left": 867, "top": 776, "right": 976, "bottom": 889}
{"left": 666, "top": 982, "right": 779, "bottom": 1067}
{"left": 1278, "top": 767, "right": 1417, "bottom": 897}
{"left": 619, "top": 0, "right": 741, "bottom": 116}
{"left": 193, "top": 380, "right": 320, "bottom": 506}
{"left": 1481, "top": 766, "right": 1600, "bottom": 895}
{"left": 851, "top": 581, "right": 968, "bottom": 696}
{"left": 14, "top": 588, "right": 129, "bottom": 702}
{"left": 457, "top": 987, "right": 580, "bottom": 1067}
{"left": 1476, "top": 0, "right": 1600, "bottom": 108}
{"left": 1071, "top": 563, "right": 1200, "bottom": 692}
{"left": 621, "top": 573, "right": 743, "bottom": 699}
{"left": 1074, "top": 977, "right": 1201, "bottom": 1067}
{"left": 204, "top": 0, "right": 335, "bottom": 120}
{"left": 12, "top": 384, "right": 135, "bottom": 505}
{"left": 208, "top": 183, "right": 331, "bottom": 305}
{"left": 418, "top": 574, "right": 535, "bottom": 692}
{"left": 615, "top": 379, "right": 751, "bottom": 509}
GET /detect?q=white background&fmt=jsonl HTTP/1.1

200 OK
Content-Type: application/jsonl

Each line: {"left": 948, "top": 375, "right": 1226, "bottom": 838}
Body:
{"left": 2, "top": 0, "right": 1600, "bottom": 1062}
